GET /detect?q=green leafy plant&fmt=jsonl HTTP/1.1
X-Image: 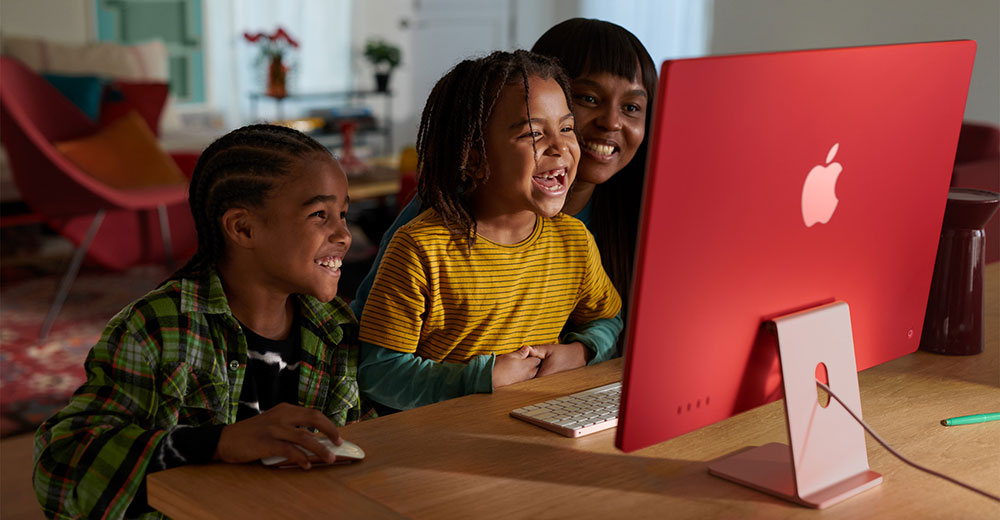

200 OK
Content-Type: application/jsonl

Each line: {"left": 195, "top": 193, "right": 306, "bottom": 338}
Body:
{"left": 363, "top": 38, "right": 401, "bottom": 72}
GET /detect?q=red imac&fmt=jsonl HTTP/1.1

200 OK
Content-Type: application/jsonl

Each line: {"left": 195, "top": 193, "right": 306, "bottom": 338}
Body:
{"left": 615, "top": 41, "right": 976, "bottom": 508}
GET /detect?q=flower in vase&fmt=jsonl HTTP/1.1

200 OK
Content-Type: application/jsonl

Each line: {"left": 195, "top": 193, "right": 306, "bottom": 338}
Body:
{"left": 244, "top": 26, "right": 300, "bottom": 98}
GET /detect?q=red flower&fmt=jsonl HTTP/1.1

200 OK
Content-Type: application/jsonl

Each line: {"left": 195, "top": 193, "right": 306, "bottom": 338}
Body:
{"left": 271, "top": 27, "right": 299, "bottom": 48}
{"left": 244, "top": 26, "right": 300, "bottom": 61}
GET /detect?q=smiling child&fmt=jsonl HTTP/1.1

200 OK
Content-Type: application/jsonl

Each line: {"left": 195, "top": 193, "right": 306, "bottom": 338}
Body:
{"left": 358, "top": 50, "right": 622, "bottom": 411}
{"left": 33, "top": 125, "right": 367, "bottom": 518}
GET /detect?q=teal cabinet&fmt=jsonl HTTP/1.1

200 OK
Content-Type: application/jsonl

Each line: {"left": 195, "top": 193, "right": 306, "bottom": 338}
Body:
{"left": 96, "top": 0, "right": 205, "bottom": 104}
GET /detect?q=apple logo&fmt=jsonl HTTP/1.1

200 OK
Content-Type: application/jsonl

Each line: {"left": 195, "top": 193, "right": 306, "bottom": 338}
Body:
{"left": 801, "top": 143, "right": 843, "bottom": 227}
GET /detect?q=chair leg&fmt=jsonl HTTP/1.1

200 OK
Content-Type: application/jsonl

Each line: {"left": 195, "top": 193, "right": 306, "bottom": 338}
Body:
{"left": 39, "top": 210, "right": 105, "bottom": 340}
{"left": 157, "top": 204, "right": 175, "bottom": 270}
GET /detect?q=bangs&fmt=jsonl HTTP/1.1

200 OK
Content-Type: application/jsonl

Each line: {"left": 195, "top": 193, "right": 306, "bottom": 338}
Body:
{"left": 571, "top": 33, "right": 643, "bottom": 83}
{"left": 531, "top": 18, "right": 657, "bottom": 100}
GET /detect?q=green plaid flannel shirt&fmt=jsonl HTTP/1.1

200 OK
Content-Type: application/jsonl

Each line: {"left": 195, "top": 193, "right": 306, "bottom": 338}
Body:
{"left": 33, "top": 271, "right": 363, "bottom": 519}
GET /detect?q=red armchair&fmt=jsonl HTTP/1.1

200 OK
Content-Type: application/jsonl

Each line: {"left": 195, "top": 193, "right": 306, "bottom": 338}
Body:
{"left": 0, "top": 56, "right": 198, "bottom": 338}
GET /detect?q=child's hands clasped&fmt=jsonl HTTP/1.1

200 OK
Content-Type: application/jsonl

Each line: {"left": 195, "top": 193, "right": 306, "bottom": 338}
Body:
{"left": 528, "top": 342, "right": 591, "bottom": 378}
{"left": 214, "top": 402, "right": 343, "bottom": 470}
{"left": 492, "top": 342, "right": 593, "bottom": 388}
{"left": 493, "top": 346, "right": 541, "bottom": 388}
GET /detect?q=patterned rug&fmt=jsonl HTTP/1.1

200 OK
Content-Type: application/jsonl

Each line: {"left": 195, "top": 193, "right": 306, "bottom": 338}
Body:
{"left": 0, "top": 220, "right": 379, "bottom": 439}
{"left": 0, "top": 264, "right": 169, "bottom": 438}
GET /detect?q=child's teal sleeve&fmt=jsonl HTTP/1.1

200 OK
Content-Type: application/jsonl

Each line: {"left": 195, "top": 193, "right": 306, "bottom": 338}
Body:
{"left": 349, "top": 196, "right": 423, "bottom": 318}
{"left": 358, "top": 341, "right": 494, "bottom": 410}
{"left": 561, "top": 311, "right": 624, "bottom": 365}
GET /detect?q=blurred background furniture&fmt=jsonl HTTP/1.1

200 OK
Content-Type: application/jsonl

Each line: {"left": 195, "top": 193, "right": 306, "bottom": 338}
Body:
{"left": 250, "top": 89, "right": 394, "bottom": 156}
{"left": 951, "top": 121, "right": 1000, "bottom": 263}
{"left": 0, "top": 56, "right": 197, "bottom": 338}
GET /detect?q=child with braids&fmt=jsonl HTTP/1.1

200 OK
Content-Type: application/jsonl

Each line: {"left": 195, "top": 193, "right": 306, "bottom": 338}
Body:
{"left": 358, "top": 50, "right": 622, "bottom": 411}
{"left": 33, "top": 125, "right": 367, "bottom": 518}
{"left": 353, "top": 19, "right": 655, "bottom": 362}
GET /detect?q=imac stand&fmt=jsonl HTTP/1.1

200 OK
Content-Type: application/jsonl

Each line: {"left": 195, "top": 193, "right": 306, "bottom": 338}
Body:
{"left": 707, "top": 301, "right": 882, "bottom": 508}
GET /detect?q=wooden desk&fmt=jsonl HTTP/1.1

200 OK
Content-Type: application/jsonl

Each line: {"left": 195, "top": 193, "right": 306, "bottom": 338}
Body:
{"left": 347, "top": 164, "right": 400, "bottom": 202}
{"left": 148, "top": 264, "right": 1000, "bottom": 519}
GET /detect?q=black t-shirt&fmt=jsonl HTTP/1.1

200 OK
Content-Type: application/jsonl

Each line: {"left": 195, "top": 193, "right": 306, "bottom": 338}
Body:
{"left": 237, "top": 317, "right": 302, "bottom": 420}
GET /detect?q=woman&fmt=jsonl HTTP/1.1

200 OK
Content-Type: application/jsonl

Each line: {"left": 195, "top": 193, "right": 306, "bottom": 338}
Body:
{"left": 352, "top": 18, "right": 657, "bottom": 349}
{"left": 532, "top": 18, "right": 657, "bottom": 320}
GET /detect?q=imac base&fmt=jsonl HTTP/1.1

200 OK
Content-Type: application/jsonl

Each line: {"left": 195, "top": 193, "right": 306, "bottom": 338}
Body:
{"left": 708, "top": 442, "right": 882, "bottom": 508}
{"left": 707, "top": 301, "right": 883, "bottom": 508}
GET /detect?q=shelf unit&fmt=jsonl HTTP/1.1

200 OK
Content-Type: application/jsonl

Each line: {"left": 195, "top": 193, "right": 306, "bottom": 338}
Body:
{"left": 249, "top": 90, "right": 393, "bottom": 155}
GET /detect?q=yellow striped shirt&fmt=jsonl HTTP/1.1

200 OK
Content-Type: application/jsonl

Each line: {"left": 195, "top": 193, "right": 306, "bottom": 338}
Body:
{"left": 359, "top": 209, "right": 622, "bottom": 363}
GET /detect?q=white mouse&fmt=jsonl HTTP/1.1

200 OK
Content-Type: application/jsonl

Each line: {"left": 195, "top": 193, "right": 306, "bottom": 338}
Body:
{"left": 261, "top": 437, "right": 365, "bottom": 468}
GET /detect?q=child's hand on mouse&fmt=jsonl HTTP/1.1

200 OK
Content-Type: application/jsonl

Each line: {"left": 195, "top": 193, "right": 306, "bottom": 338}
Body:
{"left": 529, "top": 342, "right": 592, "bottom": 378}
{"left": 492, "top": 345, "right": 541, "bottom": 388}
{"left": 214, "top": 402, "right": 342, "bottom": 470}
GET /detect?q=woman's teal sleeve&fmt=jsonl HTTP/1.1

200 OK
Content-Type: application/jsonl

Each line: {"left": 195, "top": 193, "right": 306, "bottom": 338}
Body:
{"left": 561, "top": 203, "right": 624, "bottom": 362}
{"left": 358, "top": 342, "right": 494, "bottom": 410}
{"left": 561, "top": 311, "right": 624, "bottom": 364}
{"left": 349, "top": 195, "right": 423, "bottom": 318}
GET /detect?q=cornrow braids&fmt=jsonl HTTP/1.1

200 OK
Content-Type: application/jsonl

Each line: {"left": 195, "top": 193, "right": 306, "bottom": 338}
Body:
{"left": 415, "top": 49, "right": 572, "bottom": 248}
{"left": 169, "top": 124, "right": 331, "bottom": 281}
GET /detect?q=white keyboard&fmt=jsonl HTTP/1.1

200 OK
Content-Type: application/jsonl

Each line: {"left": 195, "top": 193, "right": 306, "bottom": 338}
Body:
{"left": 510, "top": 381, "right": 622, "bottom": 438}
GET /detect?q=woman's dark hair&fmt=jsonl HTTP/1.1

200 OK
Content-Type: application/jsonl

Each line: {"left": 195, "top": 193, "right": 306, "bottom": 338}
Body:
{"left": 170, "top": 124, "right": 332, "bottom": 280}
{"left": 416, "top": 49, "right": 572, "bottom": 244}
{"left": 532, "top": 18, "right": 658, "bottom": 321}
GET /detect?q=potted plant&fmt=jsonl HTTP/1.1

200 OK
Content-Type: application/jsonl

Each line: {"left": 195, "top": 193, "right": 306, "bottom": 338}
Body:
{"left": 363, "top": 38, "right": 401, "bottom": 92}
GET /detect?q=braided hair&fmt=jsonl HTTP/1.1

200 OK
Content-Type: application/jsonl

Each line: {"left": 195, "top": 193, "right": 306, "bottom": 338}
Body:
{"left": 415, "top": 49, "right": 572, "bottom": 246}
{"left": 532, "top": 18, "right": 659, "bottom": 322}
{"left": 169, "top": 124, "right": 331, "bottom": 280}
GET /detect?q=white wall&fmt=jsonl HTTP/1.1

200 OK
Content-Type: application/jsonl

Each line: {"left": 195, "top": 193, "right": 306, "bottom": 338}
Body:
{"left": 351, "top": 0, "right": 417, "bottom": 151}
{"left": 711, "top": 0, "right": 1000, "bottom": 125}
{"left": 202, "top": 0, "right": 354, "bottom": 129}
{"left": 352, "top": 0, "right": 578, "bottom": 151}
{"left": 511, "top": 0, "right": 582, "bottom": 49}
{"left": 9, "top": 1, "right": 992, "bottom": 139}
{"left": 0, "top": 0, "right": 92, "bottom": 43}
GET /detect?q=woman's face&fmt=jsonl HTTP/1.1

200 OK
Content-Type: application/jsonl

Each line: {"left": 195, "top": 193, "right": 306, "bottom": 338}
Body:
{"left": 570, "top": 71, "right": 648, "bottom": 185}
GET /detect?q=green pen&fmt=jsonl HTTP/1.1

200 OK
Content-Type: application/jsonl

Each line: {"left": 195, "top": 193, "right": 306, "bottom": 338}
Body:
{"left": 940, "top": 412, "right": 1000, "bottom": 426}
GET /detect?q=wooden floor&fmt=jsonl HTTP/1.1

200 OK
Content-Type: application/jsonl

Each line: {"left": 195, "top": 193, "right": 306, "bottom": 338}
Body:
{"left": 1, "top": 433, "right": 43, "bottom": 520}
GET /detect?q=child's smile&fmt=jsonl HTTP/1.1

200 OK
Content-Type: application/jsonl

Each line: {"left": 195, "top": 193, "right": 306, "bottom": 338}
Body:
{"left": 532, "top": 166, "right": 569, "bottom": 194}
{"left": 314, "top": 256, "right": 344, "bottom": 275}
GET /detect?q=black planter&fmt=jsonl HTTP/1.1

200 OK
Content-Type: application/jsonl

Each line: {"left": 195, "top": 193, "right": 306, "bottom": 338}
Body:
{"left": 375, "top": 72, "right": 391, "bottom": 92}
